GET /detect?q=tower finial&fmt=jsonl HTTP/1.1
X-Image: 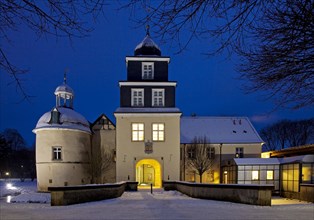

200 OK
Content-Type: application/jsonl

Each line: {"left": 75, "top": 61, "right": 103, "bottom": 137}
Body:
{"left": 146, "top": 24, "right": 150, "bottom": 36}
{"left": 64, "top": 68, "right": 69, "bottom": 84}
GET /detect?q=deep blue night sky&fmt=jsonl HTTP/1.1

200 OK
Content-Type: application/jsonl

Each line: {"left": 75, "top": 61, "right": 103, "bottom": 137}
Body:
{"left": 1, "top": 3, "right": 313, "bottom": 146}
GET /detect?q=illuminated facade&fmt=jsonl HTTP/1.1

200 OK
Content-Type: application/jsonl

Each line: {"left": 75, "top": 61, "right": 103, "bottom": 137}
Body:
{"left": 34, "top": 30, "right": 267, "bottom": 191}
{"left": 114, "top": 29, "right": 181, "bottom": 186}
{"left": 180, "top": 117, "right": 263, "bottom": 183}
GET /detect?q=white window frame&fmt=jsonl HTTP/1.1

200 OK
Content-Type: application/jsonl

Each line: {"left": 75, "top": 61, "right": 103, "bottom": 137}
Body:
{"left": 235, "top": 147, "right": 244, "bottom": 158}
{"left": 132, "top": 123, "right": 144, "bottom": 141}
{"left": 52, "top": 146, "right": 62, "bottom": 160}
{"left": 252, "top": 170, "right": 259, "bottom": 180}
{"left": 142, "top": 62, "right": 154, "bottom": 79}
{"left": 152, "top": 89, "right": 165, "bottom": 107}
{"left": 187, "top": 146, "right": 196, "bottom": 159}
{"left": 131, "top": 89, "right": 144, "bottom": 107}
{"left": 152, "top": 123, "right": 165, "bottom": 141}
{"left": 207, "top": 147, "right": 215, "bottom": 159}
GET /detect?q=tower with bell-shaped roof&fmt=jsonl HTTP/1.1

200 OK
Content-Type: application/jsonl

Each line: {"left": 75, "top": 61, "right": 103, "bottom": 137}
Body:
{"left": 114, "top": 27, "right": 181, "bottom": 187}
{"left": 33, "top": 75, "right": 92, "bottom": 191}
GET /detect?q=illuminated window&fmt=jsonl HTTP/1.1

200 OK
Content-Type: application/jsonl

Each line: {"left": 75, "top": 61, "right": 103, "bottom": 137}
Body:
{"left": 252, "top": 171, "right": 259, "bottom": 180}
{"left": 131, "top": 89, "right": 144, "bottom": 106}
{"left": 132, "top": 123, "right": 144, "bottom": 141}
{"left": 152, "top": 89, "right": 164, "bottom": 107}
{"left": 302, "top": 164, "right": 312, "bottom": 183}
{"left": 152, "top": 123, "right": 165, "bottom": 141}
{"left": 142, "top": 62, "right": 154, "bottom": 79}
{"left": 52, "top": 147, "right": 62, "bottom": 160}
{"left": 267, "top": 170, "right": 274, "bottom": 180}
{"left": 235, "top": 147, "right": 244, "bottom": 158}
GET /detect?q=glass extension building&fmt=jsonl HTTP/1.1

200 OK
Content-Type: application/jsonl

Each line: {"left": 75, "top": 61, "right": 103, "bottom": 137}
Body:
{"left": 222, "top": 155, "right": 314, "bottom": 198}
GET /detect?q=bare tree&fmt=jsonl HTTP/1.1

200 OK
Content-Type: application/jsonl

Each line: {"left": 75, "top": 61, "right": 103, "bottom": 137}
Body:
{"left": 91, "top": 148, "right": 115, "bottom": 184}
{"left": 260, "top": 118, "right": 314, "bottom": 151}
{"left": 124, "top": 0, "right": 314, "bottom": 109}
{"left": 1, "top": 0, "right": 106, "bottom": 101}
{"left": 285, "top": 119, "right": 314, "bottom": 147}
{"left": 260, "top": 120, "right": 289, "bottom": 151}
{"left": 239, "top": 0, "right": 314, "bottom": 109}
{"left": 186, "top": 136, "right": 214, "bottom": 183}
{"left": 0, "top": 133, "right": 11, "bottom": 175}
{"left": 2, "top": 128, "right": 26, "bottom": 151}
{"left": 0, "top": 129, "right": 35, "bottom": 179}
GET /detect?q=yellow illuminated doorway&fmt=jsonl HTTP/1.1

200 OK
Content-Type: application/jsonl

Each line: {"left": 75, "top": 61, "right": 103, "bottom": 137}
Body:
{"left": 136, "top": 159, "right": 162, "bottom": 188}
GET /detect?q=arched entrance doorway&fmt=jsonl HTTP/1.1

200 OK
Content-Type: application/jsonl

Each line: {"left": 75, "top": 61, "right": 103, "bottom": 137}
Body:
{"left": 136, "top": 159, "right": 162, "bottom": 188}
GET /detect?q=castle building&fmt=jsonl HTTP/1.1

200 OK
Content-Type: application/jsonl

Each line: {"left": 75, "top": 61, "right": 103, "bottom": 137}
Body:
{"left": 33, "top": 30, "right": 265, "bottom": 191}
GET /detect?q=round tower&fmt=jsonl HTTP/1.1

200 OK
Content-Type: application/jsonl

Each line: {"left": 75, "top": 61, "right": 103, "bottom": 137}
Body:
{"left": 33, "top": 76, "right": 92, "bottom": 191}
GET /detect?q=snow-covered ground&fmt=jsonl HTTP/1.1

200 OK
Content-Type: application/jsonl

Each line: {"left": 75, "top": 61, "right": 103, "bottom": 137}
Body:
{"left": 0, "top": 179, "right": 50, "bottom": 203}
{"left": 1, "top": 180, "right": 313, "bottom": 220}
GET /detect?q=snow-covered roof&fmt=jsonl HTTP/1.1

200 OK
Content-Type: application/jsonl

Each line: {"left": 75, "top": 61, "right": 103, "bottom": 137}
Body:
{"left": 180, "top": 116, "right": 263, "bottom": 144}
{"left": 234, "top": 155, "right": 314, "bottom": 166}
{"left": 134, "top": 34, "right": 161, "bottom": 56}
{"left": 54, "top": 84, "right": 74, "bottom": 96}
{"left": 234, "top": 158, "right": 280, "bottom": 165}
{"left": 33, "top": 107, "right": 91, "bottom": 134}
{"left": 135, "top": 34, "right": 160, "bottom": 51}
{"left": 115, "top": 107, "right": 181, "bottom": 114}
{"left": 279, "top": 155, "right": 314, "bottom": 164}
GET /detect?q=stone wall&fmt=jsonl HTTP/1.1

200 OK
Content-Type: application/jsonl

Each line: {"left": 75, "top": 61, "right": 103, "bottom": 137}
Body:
{"left": 281, "top": 184, "right": 314, "bottom": 203}
{"left": 163, "top": 181, "right": 273, "bottom": 206}
{"left": 300, "top": 184, "right": 314, "bottom": 202}
{"left": 49, "top": 182, "right": 137, "bottom": 206}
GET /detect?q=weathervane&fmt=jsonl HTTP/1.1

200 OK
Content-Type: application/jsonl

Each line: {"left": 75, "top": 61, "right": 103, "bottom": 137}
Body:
{"left": 146, "top": 24, "right": 150, "bottom": 36}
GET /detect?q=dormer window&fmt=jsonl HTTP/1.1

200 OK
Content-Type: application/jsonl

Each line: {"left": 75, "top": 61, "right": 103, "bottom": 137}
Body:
{"left": 131, "top": 89, "right": 144, "bottom": 106}
{"left": 142, "top": 62, "right": 154, "bottom": 79}
{"left": 49, "top": 108, "right": 61, "bottom": 124}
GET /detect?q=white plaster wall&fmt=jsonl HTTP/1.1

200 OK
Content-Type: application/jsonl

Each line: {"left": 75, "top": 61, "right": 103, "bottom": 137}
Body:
{"left": 115, "top": 113, "right": 181, "bottom": 183}
{"left": 216, "top": 143, "right": 262, "bottom": 155}
{"left": 35, "top": 129, "right": 92, "bottom": 191}
{"left": 91, "top": 129, "right": 116, "bottom": 183}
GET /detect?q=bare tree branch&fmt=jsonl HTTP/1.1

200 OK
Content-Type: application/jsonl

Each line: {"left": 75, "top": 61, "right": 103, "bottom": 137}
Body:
{"left": 124, "top": 0, "right": 314, "bottom": 109}
{"left": 238, "top": 0, "right": 314, "bottom": 109}
{"left": 260, "top": 118, "right": 314, "bottom": 151}
{"left": 0, "top": 0, "right": 107, "bottom": 101}
{"left": 91, "top": 148, "right": 115, "bottom": 184}
{"left": 186, "top": 136, "right": 214, "bottom": 183}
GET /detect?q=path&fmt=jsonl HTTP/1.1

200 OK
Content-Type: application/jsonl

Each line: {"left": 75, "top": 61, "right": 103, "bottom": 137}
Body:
{"left": 1, "top": 189, "right": 313, "bottom": 220}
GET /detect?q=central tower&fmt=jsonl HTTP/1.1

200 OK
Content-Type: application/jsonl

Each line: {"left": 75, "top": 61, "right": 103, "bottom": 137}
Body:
{"left": 114, "top": 29, "right": 181, "bottom": 186}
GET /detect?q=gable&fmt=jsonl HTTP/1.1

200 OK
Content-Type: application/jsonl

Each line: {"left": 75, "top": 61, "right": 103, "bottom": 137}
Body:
{"left": 92, "top": 114, "right": 116, "bottom": 131}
